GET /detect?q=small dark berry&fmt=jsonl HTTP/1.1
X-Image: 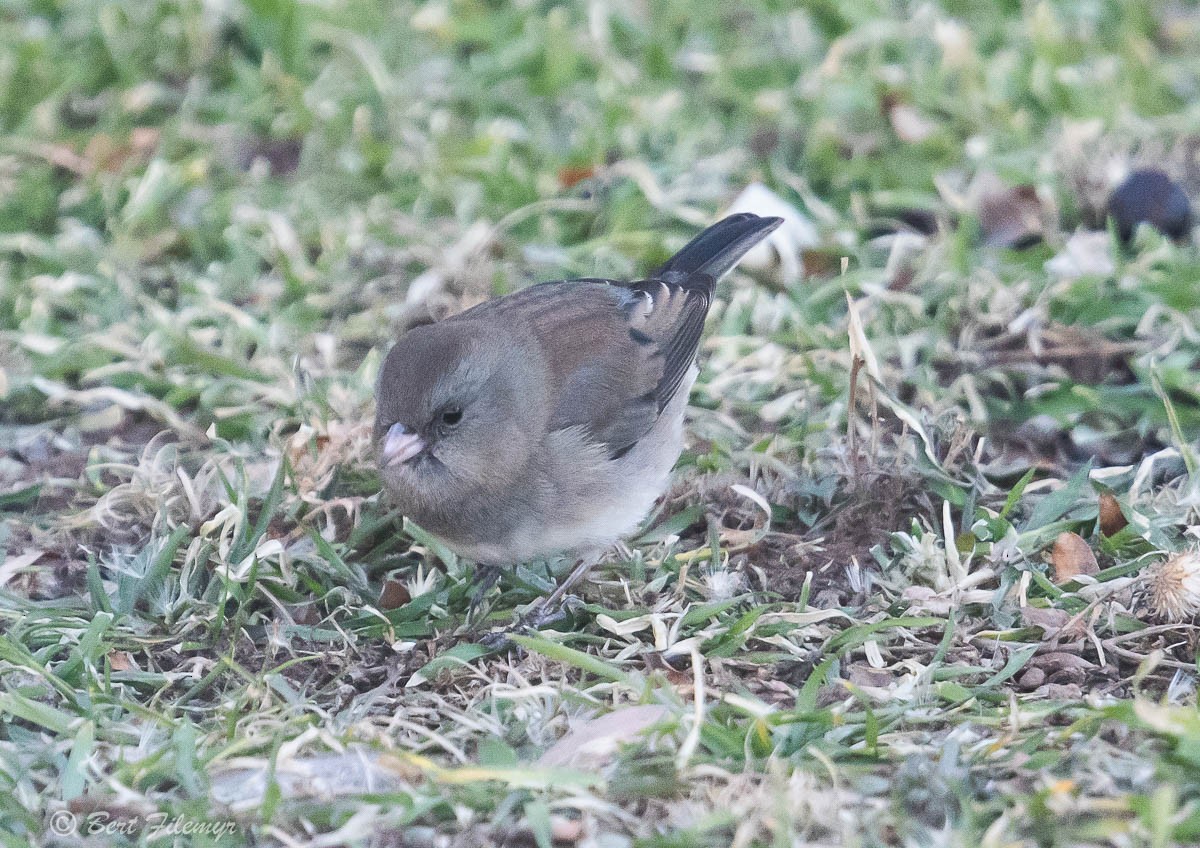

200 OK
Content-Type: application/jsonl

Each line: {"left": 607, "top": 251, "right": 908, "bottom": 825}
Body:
{"left": 1107, "top": 168, "right": 1192, "bottom": 243}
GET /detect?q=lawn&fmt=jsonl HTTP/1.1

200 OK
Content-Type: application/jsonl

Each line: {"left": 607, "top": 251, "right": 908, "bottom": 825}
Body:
{"left": 3, "top": 1, "right": 1200, "bottom": 845}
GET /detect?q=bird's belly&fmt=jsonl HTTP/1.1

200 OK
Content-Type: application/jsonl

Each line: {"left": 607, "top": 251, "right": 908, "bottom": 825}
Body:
{"left": 422, "top": 470, "right": 665, "bottom": 565}
{"left": 504, "top": 399, "right": 688, "bottom": 563}
{"left": 516, "top": 469, "right": 667, "bottom": 561}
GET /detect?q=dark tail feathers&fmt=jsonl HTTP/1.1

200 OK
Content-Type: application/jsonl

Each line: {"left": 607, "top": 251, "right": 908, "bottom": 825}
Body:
{"left": 654, "top": 213, "right": 783, "bottom": 287}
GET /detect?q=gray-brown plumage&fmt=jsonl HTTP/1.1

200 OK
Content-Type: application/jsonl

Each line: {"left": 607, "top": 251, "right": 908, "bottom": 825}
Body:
{"left": 374, "top": 213, "right": 782, "bottom": 588}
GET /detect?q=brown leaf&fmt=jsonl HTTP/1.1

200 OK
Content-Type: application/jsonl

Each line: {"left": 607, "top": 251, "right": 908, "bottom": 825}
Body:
{"left": 1098, "top": 492, "right": 1128, "bottom": 537}
{"left": 289, "top": 601, "right": 321, "bottom": 626}
{"left": 642, "top": 651, "right": 691, "bottom": 685}
{"left": 1021, "top": 605, "right": 1088, "bottom": 642}
{"left": 1052, "top": 532, "right": 1099, "bottom": 583}
{"left": 978, "top": 183, "right": 1046, "bottom": 248}
{"left": 1034, "top": 651, "right": 1097, "bottom": 672}
{"left": 847, "top": 664, "right": 894, "bottom": 688}
{"left": 800, "top": 248, "right": 845, "bottom": 278}
{"left": 1020, "top": 606, "right": 1071, "bottom": 636}
{"left": 557, "top": 164, "right": 595, "bottom": 188}
{"left": 1027, "top": 652, "right": 1094, "bottom": 695}
{"left": 377, "top": 578, "right": 412, "bottom": 610}
{"left": 901, "top": 585, "right": 954, "bottom": 616}
{"left": 108, "top": 651, "right": 136, "bottom": 672}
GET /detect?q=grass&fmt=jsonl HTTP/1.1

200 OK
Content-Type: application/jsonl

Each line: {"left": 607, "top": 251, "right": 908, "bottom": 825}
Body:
{"left": 3, "top": 0, "right": 1200, "bottom": 845}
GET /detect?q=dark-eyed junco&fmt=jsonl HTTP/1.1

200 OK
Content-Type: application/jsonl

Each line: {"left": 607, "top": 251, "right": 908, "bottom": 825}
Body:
{"left": 374, "top": 213, "right": 782, "bottom": 616}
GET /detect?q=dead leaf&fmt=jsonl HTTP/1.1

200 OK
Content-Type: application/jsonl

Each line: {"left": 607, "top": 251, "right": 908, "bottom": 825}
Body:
{"left": 377, "top": 578, "right": 412, "bottom": 610}
{"left": 108, "top": 651, "right": 136, "bottom": 672}
{"left": 289, "top": 602, "right": 321, "bottom": 626}
{"left": 1044, "top": 230, "right": 1114, "bottom": 279}
{"left": 1020, "top": 606, "right": 1071, "bottom": 636}
{"left": 557, "top": 164, "right": 595, "bottom": 188}
{"left": 1027, "top": 652, "right": 1096, "bottom": 689}
{"left": 0, "top": 549, "right": 44, "bottom": 588}
{"left": 884, "top": 96, "right": 937, "bottom": 143}
{"left": 32, "top": 142, "right": 89, "bottom": 174}
{"left": 81, "top": 129, "right": 159, "bottom": 174}
{"left": 902, "top": 586, "right": 954, "bottom": 615}
{"left": 642, "top": 652, "right": 691, "bottom": 684}
{"left": 934, "top": 19, "right": 974, "bottom": 68}
{"left": 848, "top": 664, "right": 893, "bottom": 688}
{"left": 537, "top": 705, "right": 671, "bottom": 769}
{"left": 1021, "top": 605, "right": 1089, "bottom": 643}
{"left": 978, "top": 183, "right": 1046, "bottom": 248}
{"left": 1052, "top": 532, "right": 1099, "bottom": 583}
{"left": 883, "top": 231, "right": 927, "bottom": 290}
{"left": 213, "top": 750, "right": 405, "bottom": 806}
{"left": 800, "top": 247, "right": 845, "bottom": 278}
{"left": 1098, "top": 492, "right": 1128, "bottom": 537}
{"left": 968, "top": 322, "right": 1137, "bottom": 386}
{"left": 1034, "top": 651, "right": 1097, "bottom": 672}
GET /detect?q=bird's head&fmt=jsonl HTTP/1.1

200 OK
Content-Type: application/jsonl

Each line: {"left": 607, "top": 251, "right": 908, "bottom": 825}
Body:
{"left": 373, "top": 322, "right": 543, "bottom": 513}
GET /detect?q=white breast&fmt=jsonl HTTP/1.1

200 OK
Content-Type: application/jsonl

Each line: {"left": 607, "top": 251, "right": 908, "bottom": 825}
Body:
{"left": 498, "top": 366, "right": 697, "bottom": 564}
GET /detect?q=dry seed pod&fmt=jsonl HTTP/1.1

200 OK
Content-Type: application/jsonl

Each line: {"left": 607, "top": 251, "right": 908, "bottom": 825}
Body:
{"left": 1146, "top": 551, "right": 1200, "bottom": 622}
{"left": 1098, "top": 492, "right": 1128, "bottom": 537}
{"left": 1052, "top": 532, "right": 1099, "bottom": 583}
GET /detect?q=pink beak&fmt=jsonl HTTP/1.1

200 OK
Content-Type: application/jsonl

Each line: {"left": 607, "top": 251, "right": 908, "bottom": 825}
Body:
{"left": 381, "top": 423, "right": 426, "bottom": 467}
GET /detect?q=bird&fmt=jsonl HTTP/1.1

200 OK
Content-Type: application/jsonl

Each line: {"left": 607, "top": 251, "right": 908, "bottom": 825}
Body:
{"left": 374, "top": 212, "right": 783, "bottom": 623}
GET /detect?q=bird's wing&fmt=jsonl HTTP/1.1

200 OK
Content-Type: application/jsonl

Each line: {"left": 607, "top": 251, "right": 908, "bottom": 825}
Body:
{"left": 456, "top": 214, "right": 781, "bottom": 458}
{"left": 464, "top": 279, "right": 695, "bottom": 458}
{"left": 561, "top": 278, "right": 713, "bottom": 457}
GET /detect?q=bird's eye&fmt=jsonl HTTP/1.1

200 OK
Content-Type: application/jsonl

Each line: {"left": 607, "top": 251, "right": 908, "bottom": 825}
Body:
{"left": 440, "top": 407, "right": 463, "bottom": 427}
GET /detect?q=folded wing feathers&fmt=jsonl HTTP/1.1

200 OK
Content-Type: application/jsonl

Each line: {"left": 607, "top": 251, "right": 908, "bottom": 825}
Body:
{"left": 628, "top": 278, "right": 711, "bottom": 413}
{"left": 452, "top": 215, "right": 781, "bottom": 457}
